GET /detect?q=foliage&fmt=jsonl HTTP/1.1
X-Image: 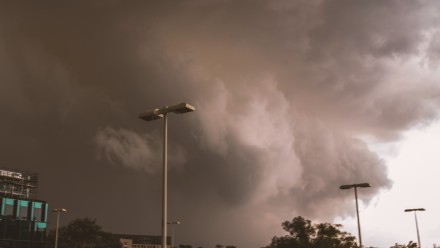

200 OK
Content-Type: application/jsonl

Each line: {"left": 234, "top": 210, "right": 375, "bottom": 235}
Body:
{"left": 215, "top": 245, "right": 236, "bottom": 248}
{"left": 263, "top": 216, "right": 358, "bottom": 248}
{"left": 390, "top": 241, "right": 417, "bottom": 248}
{"left": 47, "top": 217, "right": 121, "bottom": 248}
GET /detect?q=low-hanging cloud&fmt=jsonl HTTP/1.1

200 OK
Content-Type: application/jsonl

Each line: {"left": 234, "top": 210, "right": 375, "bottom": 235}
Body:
{"left": 95, "top": 127, "right": 187, "bottom": 174}
{"left": 95, "top": 127, "right": 162, "bottom": 174}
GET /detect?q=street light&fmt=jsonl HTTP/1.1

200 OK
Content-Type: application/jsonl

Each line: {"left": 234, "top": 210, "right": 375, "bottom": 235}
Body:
{"left": 167, "top": 221, "right": 181, "bottom": 248}
{"left": 139, "top": 102, "right": 195, "bottom": 248}
{"left": 53, "top": 208, "right": 67, "bottom": 248}
{"left": 405, "top": 208, "right": 425, "bottom": 248}
{"left": 339, "top": 183, "right": 371, "bottom": 248}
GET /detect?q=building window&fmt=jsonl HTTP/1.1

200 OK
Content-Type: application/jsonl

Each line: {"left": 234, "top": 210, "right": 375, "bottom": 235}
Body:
{"left": 3, "top": 198, "right": 15, "bottom": 217}
{"left": 32, "top": 202, "right": 43, "bottom": 221}
{"left": 18, "top": 200, "right": 29, "bottom": 219}
{"left": 34, "top": 222, "right": 47, "bottom": 241}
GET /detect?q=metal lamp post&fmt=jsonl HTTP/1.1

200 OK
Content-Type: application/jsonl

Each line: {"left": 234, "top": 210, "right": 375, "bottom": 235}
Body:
{"left": 339, "top": 183, "right": 371, "bottom": 248}
{"left": 139, "top": 102, "right": 195, "bottom": 248}
{"left": 405, "top": 208, "right": 425, "bottom": 248}
{"left": 167, "top": 221, "right": 181, "bottom": 248}
{"left": 53, "top": 208, "right": 67, "bottom": 248}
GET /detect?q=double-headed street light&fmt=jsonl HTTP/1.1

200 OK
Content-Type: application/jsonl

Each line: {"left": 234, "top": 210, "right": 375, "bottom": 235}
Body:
{"left": 405, "top": 208, "right": 425, "bottom": 248}
{"left": 53, "top": 208, "right": 67, "bottom": 248}
{"left": 139, "top": 102, "right": 195, "bottom": 248}
{"left": 339, "top": 183, "right": 371, "bottom": 248}
{"left": 167, "top": 221, "right": 181, "bottom": 248}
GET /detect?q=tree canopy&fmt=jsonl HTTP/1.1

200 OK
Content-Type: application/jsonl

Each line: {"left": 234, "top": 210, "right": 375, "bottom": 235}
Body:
{"left": 47, "top": 217, "right": 121, "bottom": 248}
{"left": 263, "top": 216, "right": 358, "bottom": 248}
{"left": 390, "top": 241, "right": 418, "bottom": 248}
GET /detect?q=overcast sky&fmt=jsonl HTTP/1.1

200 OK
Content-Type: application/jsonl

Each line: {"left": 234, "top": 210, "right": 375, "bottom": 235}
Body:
{"left": 1, "top": 1, "right": 439, "bottom": 247}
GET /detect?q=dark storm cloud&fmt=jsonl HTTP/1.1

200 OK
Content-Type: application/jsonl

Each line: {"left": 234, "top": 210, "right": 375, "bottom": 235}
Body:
{"left": 427, "top": 31, "right": 440, "bottom": 66}
{"left": 1, "top": 1, "right": 440, "bottom": 247}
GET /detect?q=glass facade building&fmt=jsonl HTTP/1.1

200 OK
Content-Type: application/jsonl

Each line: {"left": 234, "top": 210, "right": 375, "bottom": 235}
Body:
{"left": 0, "top": 169, "right": 48, "bottom": 248}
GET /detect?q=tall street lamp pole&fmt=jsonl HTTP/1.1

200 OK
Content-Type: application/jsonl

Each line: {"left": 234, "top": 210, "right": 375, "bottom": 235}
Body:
{"left": 167, "top": 221, "right": 181, "bottom": 248}
{"left": 339, "top": 183, "right": 371, "bottom": 248}
{"left": 139, "top": 103, "right": 195, "bottom": 248}
{"left": 53, "top": 208, "right": 67, "bottom": 248}
{"left": 405, "top": 208, "right": 425, "bottom": 248}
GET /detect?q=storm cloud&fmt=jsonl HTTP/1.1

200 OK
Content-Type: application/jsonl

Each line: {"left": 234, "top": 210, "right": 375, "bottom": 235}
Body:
{"left": 1, "top": 1, "right": 439, "bottom": 247}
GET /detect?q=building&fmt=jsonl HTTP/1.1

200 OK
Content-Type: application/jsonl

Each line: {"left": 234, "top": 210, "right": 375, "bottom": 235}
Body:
{"left": 115, "top": 234, "right": 170, "bottom": 248}
{"left": 0, "top": 168, "right": 49, "bottom": 248}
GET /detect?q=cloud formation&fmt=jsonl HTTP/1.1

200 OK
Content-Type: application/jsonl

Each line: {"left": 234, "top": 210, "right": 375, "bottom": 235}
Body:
{"left": 1, "top": 0, "right": 439, "bottom": 247}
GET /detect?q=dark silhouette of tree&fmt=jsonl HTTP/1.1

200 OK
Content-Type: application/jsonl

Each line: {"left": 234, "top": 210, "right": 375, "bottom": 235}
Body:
{"left": 215, "top": 244, "right": 236, "bottom": 248}
{"left": 390, "top": 241, "right": 417, "bottom": 248}
{"left": 314, "top": 222, "right": 357, "bottom": 248}
{"left": 47, "top": 217, "right": 121, "bottom": 248}
{"left": 215, "top": 244, "right": 237, "bottom": 248}
{"left": 263, "top": 216, "right": 358, "bottom": 248}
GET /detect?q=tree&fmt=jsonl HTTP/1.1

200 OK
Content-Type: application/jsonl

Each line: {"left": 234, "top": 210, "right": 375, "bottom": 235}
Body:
{"left": 390, "top": 241, "right": 417, "bottom": 248}
{"left": 263, "top": 216, "right": 358, "bottom": 248}
{"left": 215, "top": 244, "right": 236, "bottom": 248}
{"left": 47, "top": 217, "right": 121, "bottom": 248}
{"left": 314, "top": 222, "right": 357, "bottom": 248}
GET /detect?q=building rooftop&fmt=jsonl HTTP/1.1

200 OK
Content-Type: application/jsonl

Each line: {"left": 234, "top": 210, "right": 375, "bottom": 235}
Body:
{"left": 0, "top": 168, "right": 38, "bottom": 199}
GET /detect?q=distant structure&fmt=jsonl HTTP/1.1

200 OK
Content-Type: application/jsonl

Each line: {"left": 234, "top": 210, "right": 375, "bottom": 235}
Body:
{"left": 0, "top": 168, "right": 49, "bottom": 248}
{"left": 115, "top": 234, "right": 171, "bottom": 248}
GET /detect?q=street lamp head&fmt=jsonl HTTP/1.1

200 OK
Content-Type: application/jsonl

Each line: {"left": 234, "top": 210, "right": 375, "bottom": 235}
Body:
{"left": 340, "top": 185, "right": 353, "bottom": 190}
{"left": 139, "top": 109, "right": 164, "bottom": 121}
{"left": 355, "top": 183, "right": 371, "bottom": 188}
{"left": 405, "top": 208, "right": 426, "bottom": 212}
{"left": 139, "top": 103, "right": 195, "bottom": 122}
{"left": 167, "top": 103, "right": 195, "bottom": 114}
{"left": 340, "top": 183, "right": 371, "bottom": 190}
{"left": 167, "top": 221, "right": 181, "bottom": 225}
{"left": 53, "top": 208, "right": 67, "bottom": 212}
